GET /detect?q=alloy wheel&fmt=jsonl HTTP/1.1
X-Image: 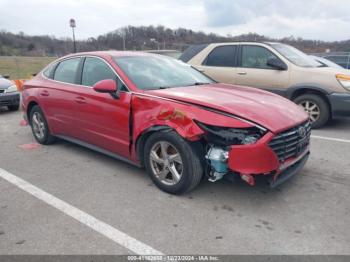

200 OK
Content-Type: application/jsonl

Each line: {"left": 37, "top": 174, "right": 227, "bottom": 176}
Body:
{"left": 298, "top": 100, "right": 320, "bottom": 123}
{"left": 149, "top": 141, "right": 183, "bottom": 186}
{"left": 32, "top": 112, "right": 46, "bottom": 140}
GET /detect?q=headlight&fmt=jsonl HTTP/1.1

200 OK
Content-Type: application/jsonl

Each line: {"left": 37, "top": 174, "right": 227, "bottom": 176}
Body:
{"left": 5, "top": 85, "right": 18, "bottom": 93}
{"left": 195, "top": 120, "right": 266, "bottom": 146}
{"left": 336, "top": 74, "right": 350, "bottom": 91}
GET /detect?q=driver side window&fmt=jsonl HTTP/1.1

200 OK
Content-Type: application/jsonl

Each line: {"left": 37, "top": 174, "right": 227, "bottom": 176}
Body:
{"left": 82, "top": 57, "right": 116, "bottom": 86}
{"left": 82, "top": 57, "right": 128, "bottom": 91}
{"left": 241, "top": 46, "right": 279, "bottom": 69}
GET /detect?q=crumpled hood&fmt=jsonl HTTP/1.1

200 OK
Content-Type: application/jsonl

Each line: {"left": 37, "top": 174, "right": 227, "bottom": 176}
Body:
{"left": 148, "top": 83, "right": 309, "bottom": 133}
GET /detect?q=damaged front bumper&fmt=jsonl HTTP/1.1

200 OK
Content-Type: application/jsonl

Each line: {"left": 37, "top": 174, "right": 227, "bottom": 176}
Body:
{"left": 216, "top": 128, "right": 310, "bottom": 187}
{"left": 268, "top": 151, "right": 309, "bottom": 188}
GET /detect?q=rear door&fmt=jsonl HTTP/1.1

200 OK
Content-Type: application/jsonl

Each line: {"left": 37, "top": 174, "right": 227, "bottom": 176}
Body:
{"left": 235, "top": 45, "right": 290, "bottom": 94}
{"left": 72, "top": 57, "right": 131, "bottom": 158}
{"left": 40, "top": 57, "right": 83, "bottom": 136}
{"left": 195, "top": 45, "right": 238, "bottom": 85}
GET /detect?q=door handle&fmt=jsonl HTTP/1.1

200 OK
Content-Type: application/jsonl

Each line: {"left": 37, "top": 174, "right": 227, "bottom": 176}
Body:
{"left": 40, "top": 90, "right": 49, "bottom": 97}
{"left": 238, "top": 72, "right": 247, "bottom": 75}
{"left": 74, "top": 96, "right": 87, "bottom": 104}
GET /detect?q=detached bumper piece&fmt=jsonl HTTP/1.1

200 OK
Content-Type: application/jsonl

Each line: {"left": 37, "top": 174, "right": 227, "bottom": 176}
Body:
{"left": 269, "top": 152, "right": 309, "bottom": 188}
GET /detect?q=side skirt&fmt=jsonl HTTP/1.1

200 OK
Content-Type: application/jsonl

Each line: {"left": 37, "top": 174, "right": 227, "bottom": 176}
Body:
{"left": 55, "top": 135, "right": 141, "bottom": 168}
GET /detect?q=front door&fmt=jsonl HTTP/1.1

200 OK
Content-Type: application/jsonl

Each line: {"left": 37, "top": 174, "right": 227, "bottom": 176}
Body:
{"left": 235, "top": 45, "right": 290, "bottom": 94}
{"left": 73, "top": 57, "right": 131, "bottom": 158}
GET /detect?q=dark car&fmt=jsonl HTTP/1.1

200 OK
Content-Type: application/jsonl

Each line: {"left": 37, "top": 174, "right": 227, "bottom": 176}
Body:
{"left": 0, "top": 75, "right": 20, "bottom": 111}
{"left": 145, "top": 50, "right": 182, "bottom": 59}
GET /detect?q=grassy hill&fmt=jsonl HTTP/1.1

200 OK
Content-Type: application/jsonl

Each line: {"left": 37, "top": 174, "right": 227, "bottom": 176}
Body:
{"left": 0, "top": 56, "right": 56, "bottom": 79}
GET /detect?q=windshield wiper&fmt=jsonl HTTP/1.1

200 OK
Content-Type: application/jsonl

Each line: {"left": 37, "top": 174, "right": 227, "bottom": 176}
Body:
{"left": 153, "top": 83, "right": 210, "bottom": 90}
{"left": 193, "top": 82, "right": 210, "bottom": 85}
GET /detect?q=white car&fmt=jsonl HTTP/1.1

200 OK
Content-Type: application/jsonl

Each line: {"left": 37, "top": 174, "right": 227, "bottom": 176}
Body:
{"left": 0, "top": 75, "right": 20, "bottom": 111}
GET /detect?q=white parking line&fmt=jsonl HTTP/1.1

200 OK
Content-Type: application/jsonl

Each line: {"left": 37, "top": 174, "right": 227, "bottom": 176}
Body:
{"left": 0, "top": 168, "right": 163, "bottom": 256}
{"left": 311, "top": 135, "right": 350, "bottom": 144}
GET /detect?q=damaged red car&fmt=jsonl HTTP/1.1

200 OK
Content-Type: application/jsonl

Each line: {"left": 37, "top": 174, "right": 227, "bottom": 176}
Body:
{"left": 22, "top": 51, "right": 311, "bottom": 194}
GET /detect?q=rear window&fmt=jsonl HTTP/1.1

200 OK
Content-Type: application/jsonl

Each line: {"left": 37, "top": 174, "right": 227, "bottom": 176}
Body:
{"left": 204, "top": 45, "right": 237, "bottom": 67}
{"left": 179, "top": 44, "right": 208, "bottom": 62}
{"left": 43, "top": 63, "right": 56, "bottom": 79}
{"left": 54, "top": 58, "right": 81, "bottom": 84}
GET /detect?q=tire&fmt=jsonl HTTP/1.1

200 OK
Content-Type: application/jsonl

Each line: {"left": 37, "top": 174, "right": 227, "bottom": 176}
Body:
{"left": 293, "top": 94, "right": 330, "bottom": 129}
{"left": 144, "top": 130, "right": 203, "bottom": 194}
{"left": 29, "top": 105, "right": 56, "bottom": 145}
{"left": 8, "top": 105, "right": 19, "bottom": 111}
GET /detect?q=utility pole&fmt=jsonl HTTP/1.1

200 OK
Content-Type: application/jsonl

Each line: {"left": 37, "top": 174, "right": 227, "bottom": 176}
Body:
{"left": 69, "top": 18, "right": 77, "bottom": 53}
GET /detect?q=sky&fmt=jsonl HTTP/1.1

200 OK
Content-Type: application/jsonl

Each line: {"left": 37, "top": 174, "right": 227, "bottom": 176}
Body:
{"left": 0, "top": 0, "right": 349, "bottom": 41}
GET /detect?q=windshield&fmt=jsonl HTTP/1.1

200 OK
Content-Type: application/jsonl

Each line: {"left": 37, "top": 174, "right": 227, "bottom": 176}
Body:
{"left": 114, "top": 55, "right": 214, "bottom": 90}
{"left": 270, "top": 43, "right": 322, "bottom": 68}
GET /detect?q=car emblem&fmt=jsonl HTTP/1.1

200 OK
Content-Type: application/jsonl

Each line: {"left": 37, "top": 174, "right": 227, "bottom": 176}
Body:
{"left": 298, "top": 126, "right": 306, "bottom": 138}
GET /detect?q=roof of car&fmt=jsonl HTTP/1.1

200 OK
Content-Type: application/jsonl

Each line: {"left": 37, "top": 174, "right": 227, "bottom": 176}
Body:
{"left": 63, "top": 50, "right": 163, "bottom": 59}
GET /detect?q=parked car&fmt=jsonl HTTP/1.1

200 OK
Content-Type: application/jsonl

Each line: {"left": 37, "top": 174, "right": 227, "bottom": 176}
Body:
{"left": 22, "top": 52, "right": 310, "bottom": 194}
{"left": 320, "top": 53, "right": 350, "bottom": 69}
{"left": 309, "top": 55, "right": 343, "bottom": 69}
{"left": 0, "top": 74, "right": 20, "bottom": 111}
{"left": 181, "top": 42, "right": 350, "bottom": 128}
{"left": 145, "top": 50, "right": 182, "bottom": 59}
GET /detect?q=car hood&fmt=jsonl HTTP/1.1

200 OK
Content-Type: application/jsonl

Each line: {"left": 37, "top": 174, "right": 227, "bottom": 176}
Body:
{"left": 0, "top": 78, "right": 13, "bottom": 89}
{"left": 147, "top": 83, "right": 308, "bottom": 133}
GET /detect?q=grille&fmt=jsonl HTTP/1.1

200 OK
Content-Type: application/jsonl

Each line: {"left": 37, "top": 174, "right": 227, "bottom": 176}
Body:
{"left": 269, "top": 121, "right": 311, "bottom": 162}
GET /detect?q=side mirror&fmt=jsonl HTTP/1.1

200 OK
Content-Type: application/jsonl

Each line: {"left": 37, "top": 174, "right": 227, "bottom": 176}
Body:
{"left": 93, "top": 79, "right": 119, "bottom": 98}
{"left": 267, "top": 58, "right": 287, "bottom": 71}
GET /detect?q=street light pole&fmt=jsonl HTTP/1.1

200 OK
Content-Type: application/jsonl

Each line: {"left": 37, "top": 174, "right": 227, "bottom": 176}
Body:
{"left": 69, "top": 18, "right": 77, "bottom": 53}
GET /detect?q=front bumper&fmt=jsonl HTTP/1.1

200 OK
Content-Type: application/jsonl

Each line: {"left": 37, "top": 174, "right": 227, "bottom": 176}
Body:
{"left": 226, "top": 129, "right": 310, "bottom": 187}
{"left": 328, "top": 92, "right": 350, "bottom": 118}
{"left": 269, "top": 151, "right": 309, "bottom": 188}
{"left": 0, "top": 92, "right": 20, "bottom": 106}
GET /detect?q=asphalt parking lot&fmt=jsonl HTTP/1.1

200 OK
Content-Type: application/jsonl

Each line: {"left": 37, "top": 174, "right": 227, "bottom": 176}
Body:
{"left": 0, "top": 108, "right": 349, "bottom": 255}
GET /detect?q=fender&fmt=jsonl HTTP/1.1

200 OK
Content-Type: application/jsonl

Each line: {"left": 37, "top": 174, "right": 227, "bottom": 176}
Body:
{"left": 130, "top": 93, "right": 255, "bottom": 162}
{"left": 22, "top": 90, "right": 42, "bottom": 123}
{"left": 286, "top": 83, "right": 334, "bottom": 99}
{"left": 135, "top": 125, "right": 173, "bottom": 165}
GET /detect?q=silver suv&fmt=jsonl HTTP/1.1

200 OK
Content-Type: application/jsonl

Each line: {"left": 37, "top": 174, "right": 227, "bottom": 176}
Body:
{"left": 181, "top": 42, "right": 350, "bottom": 128}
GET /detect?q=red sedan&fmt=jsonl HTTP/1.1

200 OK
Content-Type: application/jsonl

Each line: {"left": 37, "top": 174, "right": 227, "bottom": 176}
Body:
{"left": 22, "top": 51, "right": 310, "bottom": 194}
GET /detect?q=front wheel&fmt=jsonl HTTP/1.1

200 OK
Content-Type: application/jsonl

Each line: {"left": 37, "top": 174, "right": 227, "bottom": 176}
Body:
{"left": 144, "top": 131, "right": 203, "bottom": 194}
{"left": 293, "top": 94, "right": 330, "bottom": 129}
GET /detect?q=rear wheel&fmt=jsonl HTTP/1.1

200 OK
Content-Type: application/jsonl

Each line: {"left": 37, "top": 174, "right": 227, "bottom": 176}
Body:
{"left": 293, "top": 94, "right": 330, "bottom": 129}
{"left": 8, "top": 105, "right": 19, "bottom": 111}
{"left": 144, "top": 131, "right": 203, "bottom": 194}
{"left": 29, "top": 105, "right": 56, "bottom": 144}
